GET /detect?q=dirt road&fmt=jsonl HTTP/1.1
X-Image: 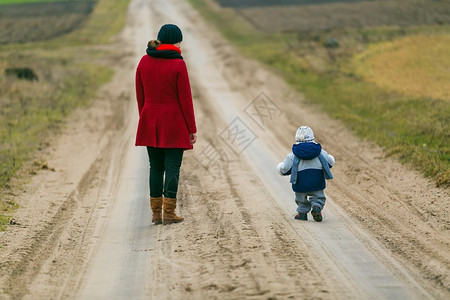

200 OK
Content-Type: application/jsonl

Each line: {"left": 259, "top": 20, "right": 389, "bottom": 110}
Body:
{"left": 0, "top": 0, "right": 449, "bottom": 299}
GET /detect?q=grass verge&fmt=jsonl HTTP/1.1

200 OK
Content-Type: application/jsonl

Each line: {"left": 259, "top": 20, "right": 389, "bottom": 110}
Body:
{"left": 0, "top": 0, "right": 130, "bottom": 230}
{"left": 188, "top": 0, "right": 450, "bottom": 187}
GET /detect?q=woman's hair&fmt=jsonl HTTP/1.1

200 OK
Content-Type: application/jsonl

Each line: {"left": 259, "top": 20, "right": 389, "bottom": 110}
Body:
{"left": 148, "top": 40, "right": 161, "bottom": 48}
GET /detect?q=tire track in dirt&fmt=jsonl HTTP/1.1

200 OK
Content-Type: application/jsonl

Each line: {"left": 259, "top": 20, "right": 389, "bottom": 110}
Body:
{"left": 3, "top": 186, "right": 82, "bottom": 299}
{"left": 122, "top": 4, "right": 332, "bottom": 294}
{"left": 142, "top": 72, "right": 330, "bottom": 298}
{"left": 0, "top": 50, "right": 135, "bottom": 298}
{"left": 51, "top": 93, "right": 135, "bottom": 299}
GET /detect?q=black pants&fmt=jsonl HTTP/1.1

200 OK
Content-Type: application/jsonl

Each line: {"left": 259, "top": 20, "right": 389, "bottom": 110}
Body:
{"left": 146, "top": 147, "right": 184, "bottom": 198}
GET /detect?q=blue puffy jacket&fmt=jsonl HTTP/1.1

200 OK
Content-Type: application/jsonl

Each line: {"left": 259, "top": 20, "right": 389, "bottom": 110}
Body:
{"left": 277, "top": 143, "right": 335, "bottom": 193}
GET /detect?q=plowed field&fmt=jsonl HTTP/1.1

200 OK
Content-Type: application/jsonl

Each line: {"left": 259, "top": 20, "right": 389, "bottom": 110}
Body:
{"left": 0, "top": 1, "right": 94, "bottom": 44}
{"left": 216, "top": 0, "right": 450, "bottom": 32}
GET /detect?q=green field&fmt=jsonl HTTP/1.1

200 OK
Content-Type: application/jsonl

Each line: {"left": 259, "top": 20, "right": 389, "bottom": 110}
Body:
{"left": 189, "top": 0, "right": 450, "bottom": 187}
{"left": 0, "top": 0, "right": 130, "bottom": 230}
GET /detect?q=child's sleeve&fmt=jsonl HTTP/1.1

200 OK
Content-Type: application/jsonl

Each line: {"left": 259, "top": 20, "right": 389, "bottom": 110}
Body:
{"left": 321, "top": 149, "right": 335, "bottom": 167}
{"left": 277, "top": 153, "right": 294, "bottom": 176}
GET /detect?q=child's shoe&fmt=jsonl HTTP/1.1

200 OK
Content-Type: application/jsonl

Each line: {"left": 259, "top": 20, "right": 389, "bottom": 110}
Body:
{"left": 294, "top": 212, "right": 308, "bottom": 221}
{"left": 311, "top": 206, "right": 323, "bottom": 222}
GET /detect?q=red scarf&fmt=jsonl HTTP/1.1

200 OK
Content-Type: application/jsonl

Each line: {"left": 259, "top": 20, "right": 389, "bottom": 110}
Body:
{"left": 156, "top": 44, "right": 181, "bottom": 54}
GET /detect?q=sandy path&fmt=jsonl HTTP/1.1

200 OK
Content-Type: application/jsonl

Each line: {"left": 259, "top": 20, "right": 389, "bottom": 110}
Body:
{"left": 0, "top": 0, "right": 448, "bottom": 299}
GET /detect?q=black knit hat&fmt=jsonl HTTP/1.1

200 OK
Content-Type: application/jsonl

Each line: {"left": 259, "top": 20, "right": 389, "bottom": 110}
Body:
{"left": 157, "top": 24, "right": 183, "bottom": 44}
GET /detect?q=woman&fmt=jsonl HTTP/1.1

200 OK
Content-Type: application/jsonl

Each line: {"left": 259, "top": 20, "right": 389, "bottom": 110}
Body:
{"left": 135, "top": 24, "right": 197, "bottom": 225}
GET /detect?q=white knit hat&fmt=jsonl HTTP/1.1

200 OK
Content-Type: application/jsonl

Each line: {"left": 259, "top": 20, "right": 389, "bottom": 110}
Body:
{"left": 295, "top": 126, "right": 315, "bottom": 143}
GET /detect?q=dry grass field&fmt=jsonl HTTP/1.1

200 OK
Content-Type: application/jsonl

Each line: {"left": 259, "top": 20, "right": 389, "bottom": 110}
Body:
{"left": 0, "top": 1, "right": 95, "bottom": 44}
{"left": 353, "top": 34, "right": 450, "bottom": 101}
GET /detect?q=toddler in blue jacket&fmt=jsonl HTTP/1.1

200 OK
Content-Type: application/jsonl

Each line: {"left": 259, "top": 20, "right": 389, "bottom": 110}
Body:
{"left": 277, "top": 126, "right": 335, "bottom": 222}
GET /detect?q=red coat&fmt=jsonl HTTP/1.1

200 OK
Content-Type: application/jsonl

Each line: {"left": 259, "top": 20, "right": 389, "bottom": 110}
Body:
{"left": 135, "top": 54, "right": 197, "bottom": 149}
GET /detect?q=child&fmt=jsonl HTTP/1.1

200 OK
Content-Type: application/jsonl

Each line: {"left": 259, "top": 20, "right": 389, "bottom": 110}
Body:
{"left": 277, "top": 126, "right": 335, "bottom": 222}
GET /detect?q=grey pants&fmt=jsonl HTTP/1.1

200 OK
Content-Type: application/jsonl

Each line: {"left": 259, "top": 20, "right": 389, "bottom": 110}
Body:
{"left": 295, "top": 190, "right": 326, "bottom": 213}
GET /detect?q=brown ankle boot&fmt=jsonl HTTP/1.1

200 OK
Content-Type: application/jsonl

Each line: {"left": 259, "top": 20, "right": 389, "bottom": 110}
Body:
{"left": 150, "top": 197, "right": 163, "bottom": 224}
{"left": 163, "top": 197, "right": 184, "bottom": 225}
